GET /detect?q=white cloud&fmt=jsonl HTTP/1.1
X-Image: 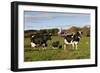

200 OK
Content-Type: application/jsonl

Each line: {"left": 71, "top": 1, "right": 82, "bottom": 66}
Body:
{"left": 24, "top": 11, "right": 90, "bottom": 22}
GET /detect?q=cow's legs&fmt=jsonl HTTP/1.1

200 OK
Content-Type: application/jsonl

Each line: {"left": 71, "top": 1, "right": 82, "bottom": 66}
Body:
{"left": 74, "top": 42, "right": 78, "bottom": 50}
{"left": 72, "top": 43, "right": 74, "bottom": 49}
{"left": 64, "top": 39, "right": 68, "bottom": 50}
{"left": 43, "top": 47, "right": 46, "bottom": 50}
{"left": 64, "top": 44, "right": 66, "bottom": 50}
{"left": 75, "top": 44, "right": 78, "bottom": 50}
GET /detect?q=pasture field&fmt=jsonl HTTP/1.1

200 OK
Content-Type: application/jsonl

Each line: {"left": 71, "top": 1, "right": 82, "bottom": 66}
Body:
{"left": 24, "top": 36, "right": 90, "bottom": 62}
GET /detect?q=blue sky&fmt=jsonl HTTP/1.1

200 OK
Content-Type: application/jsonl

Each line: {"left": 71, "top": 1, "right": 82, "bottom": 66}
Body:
{"left": 24, "top": 11, "right": 90, "bottom": 30}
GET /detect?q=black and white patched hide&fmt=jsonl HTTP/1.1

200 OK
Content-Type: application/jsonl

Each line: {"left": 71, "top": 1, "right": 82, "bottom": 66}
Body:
{"left": 30, "top": 33, "right": 52, "bottom": 49}
{"left": 64, "top": 31, "right": 82, "bottom": 50}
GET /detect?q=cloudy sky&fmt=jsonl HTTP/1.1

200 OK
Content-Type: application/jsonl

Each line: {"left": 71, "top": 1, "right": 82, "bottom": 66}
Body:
{"left": 24, "top": 11, "right": 90, "bottom": 30}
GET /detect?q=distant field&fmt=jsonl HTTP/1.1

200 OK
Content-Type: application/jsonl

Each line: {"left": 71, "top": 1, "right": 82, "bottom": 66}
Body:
{"left": 24, "top": 36, "right": 90, "bottom": 62}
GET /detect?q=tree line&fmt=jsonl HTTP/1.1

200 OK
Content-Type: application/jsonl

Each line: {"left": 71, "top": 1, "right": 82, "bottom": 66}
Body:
{"left": 24, "top": 25, "right": 90, "bottom": 38}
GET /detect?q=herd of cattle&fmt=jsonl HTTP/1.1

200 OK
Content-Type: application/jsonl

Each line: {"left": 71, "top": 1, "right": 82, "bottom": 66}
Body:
{"left": 30, "top": 31, "right": 82, "bottom": 50}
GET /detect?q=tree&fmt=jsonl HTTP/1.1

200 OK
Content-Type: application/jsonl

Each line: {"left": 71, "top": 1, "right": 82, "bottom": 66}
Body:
{"left": 66, "top": 26, "right": 80, "bottom": 33}
{"left": 81, "top": 26, "right": 90, "bottom": 37}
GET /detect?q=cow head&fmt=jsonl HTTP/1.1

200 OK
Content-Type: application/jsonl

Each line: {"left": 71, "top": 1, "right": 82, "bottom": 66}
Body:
{"left": 75, "top": 31, "right": 82, "bottom": 38}
{"left": 79, "top": 31, "right": 83, "bottom": 35}
{"left": 46, "top": 33, "right": 52, "bottom": 40}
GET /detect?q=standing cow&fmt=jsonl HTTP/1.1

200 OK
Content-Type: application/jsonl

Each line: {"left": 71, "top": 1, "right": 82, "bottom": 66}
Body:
{"left": 30, "top": 33, "right": 52, "bottom": 49}
{"left": 64, "top": 31, "right": 82, "bottom": 50}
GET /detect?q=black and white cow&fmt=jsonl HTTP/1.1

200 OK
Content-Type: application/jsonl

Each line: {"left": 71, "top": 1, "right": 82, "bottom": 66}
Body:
{"left": 30, "top": 33, "right": 52, "bottom": 49}
{"left": 64, "top": 31, "right": 82, "bottom": 50}
{"left": 52, "top": 41, "right": 62, "bottom": 49}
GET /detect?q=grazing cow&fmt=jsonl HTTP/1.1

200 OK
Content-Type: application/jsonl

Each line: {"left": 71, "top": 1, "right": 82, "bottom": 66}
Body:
{"left": 64, "top": 31, "right": 82, "bottom": 50}
{"left": 52, "top": 41, "right": 62, "bottom": 49}
{"left": 31, "top": 33, "right": 52, "bottom": 49}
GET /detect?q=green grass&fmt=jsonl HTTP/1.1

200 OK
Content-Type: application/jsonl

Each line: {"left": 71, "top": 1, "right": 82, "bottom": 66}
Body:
{"left": 24, "top": 36, "right": 90, "bottom": 62}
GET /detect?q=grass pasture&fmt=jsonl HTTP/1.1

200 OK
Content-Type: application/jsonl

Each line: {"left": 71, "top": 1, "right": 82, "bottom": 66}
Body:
{"left": 24, "top": 36, "right": 90, "bottom": 62}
